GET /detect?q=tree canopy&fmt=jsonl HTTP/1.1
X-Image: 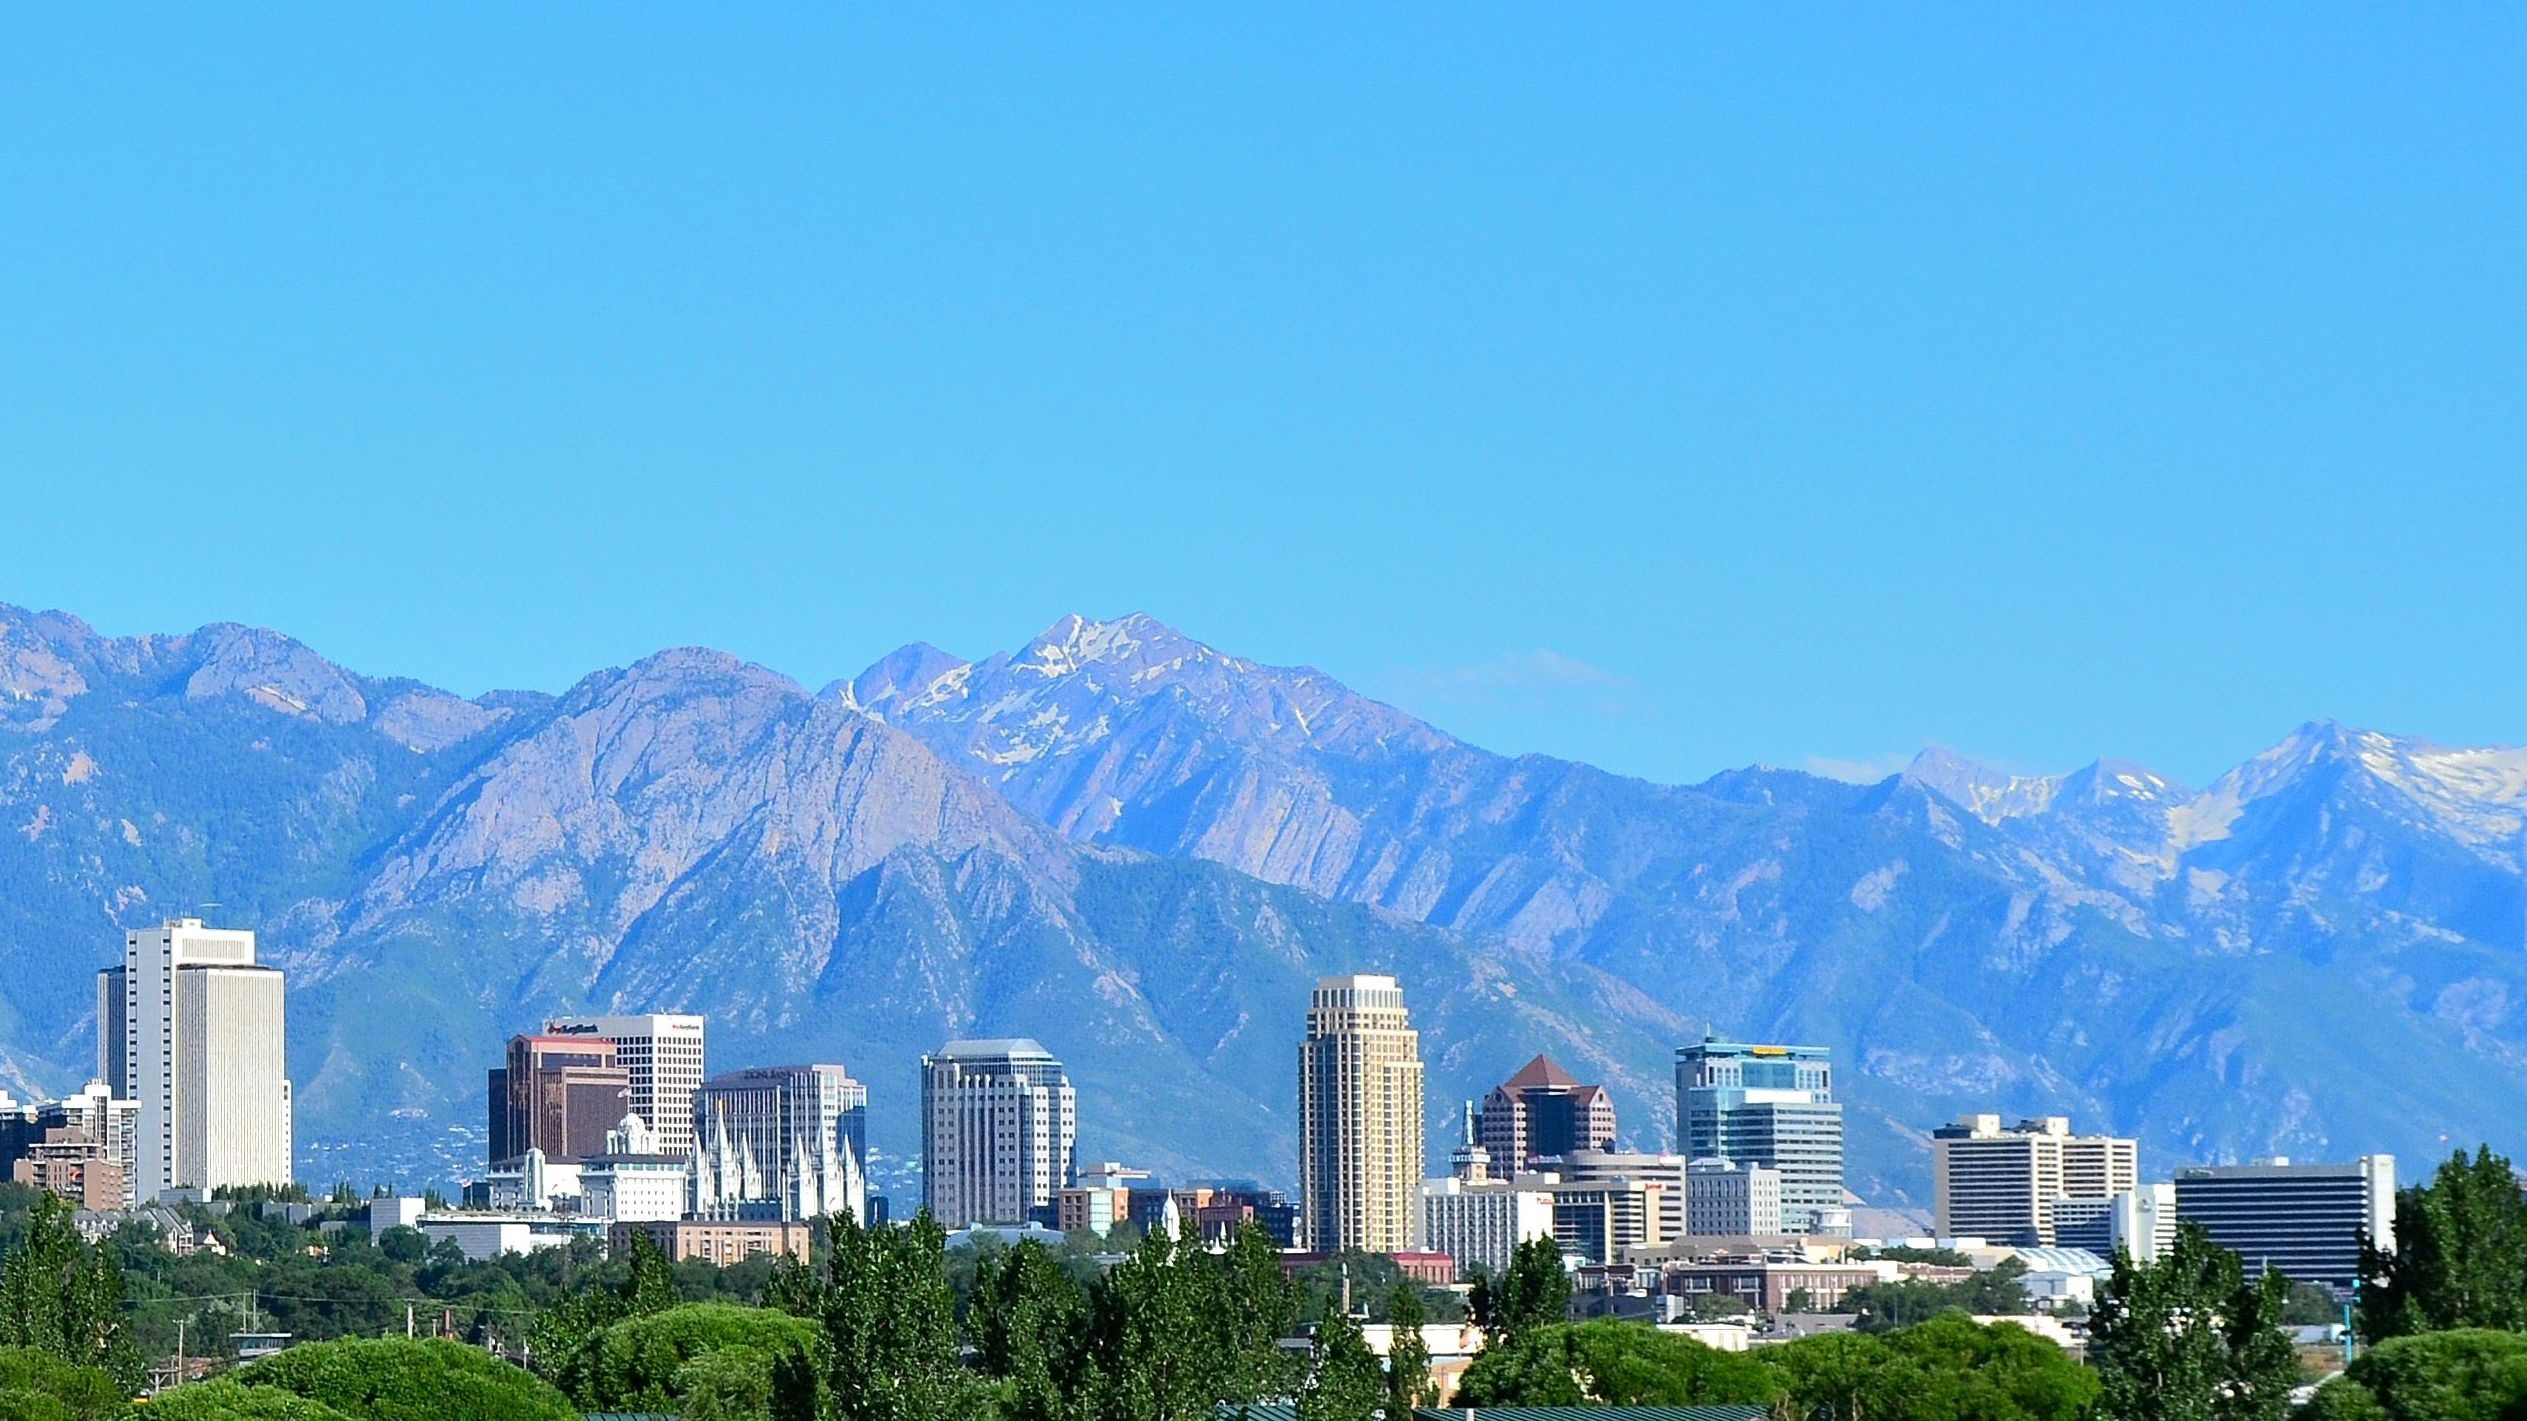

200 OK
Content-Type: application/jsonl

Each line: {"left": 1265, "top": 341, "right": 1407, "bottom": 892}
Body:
{"left": 142, "top": 1377, "right": 358, "bottom": 1420}
{"left": 0, "top": 1346, "right": 131, "bottom": 1421}
{"left": 573, "top": 1301, "right": 820, "bottom": 1417}
{"left": 2089, "top": 1222, "right": 2298, "bottom": 1421}
{"left": 228, "top": 1336, "right": 574, "bottom": 1421}
{"left": 2302, "top": 1327, "right": 2527, "bottom": 1421}
{"left": 2362, "top": 1147, "right": 2527, "bottom": 1340}
{"left": 1468, "top": 1237, "right": 1570, "bottom": 1341}
{"left": 0, "top": 1195, "right": 142, "bottom": 1395}
{"left": 1453, "top": 1315, "right": 2091, "bottom": 1420}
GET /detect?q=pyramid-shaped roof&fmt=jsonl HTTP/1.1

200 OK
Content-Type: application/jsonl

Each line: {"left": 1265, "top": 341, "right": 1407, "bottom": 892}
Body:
{"left": 1500, "top": 1054, "right": 1587, "bottom": 1093}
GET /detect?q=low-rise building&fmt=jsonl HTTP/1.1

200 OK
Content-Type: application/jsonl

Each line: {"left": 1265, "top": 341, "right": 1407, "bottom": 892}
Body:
{"left": 1193, "top": 1186, "right": 1299, "bottom": 1247}
{"left": 1058, "top": 1183, "right": 1129, "bottom": 1236}
{"left": 1642, "top": 1254, "right": 1893, "bottom": 1312}
{"left": 416, "top": 1210, "right": 596, "bottom": 1260}
{"left": 10, "top": 1127, "right": 125, "bottom": 1211}
{"left": 1277, "top": 1250, "right": 1458, "bottom": 1287}
{"left": 1547, "top": 1178, "right": 1666, "bottom": 1264}
{"left": 580, "top": 1151, "right": 688, "bottom": 1223}
{"left": 611, "top": 1218, "right": 811, "bottom": 1265}
{"left": 367, "top": 1197, "right": 428, "bottom": 1237}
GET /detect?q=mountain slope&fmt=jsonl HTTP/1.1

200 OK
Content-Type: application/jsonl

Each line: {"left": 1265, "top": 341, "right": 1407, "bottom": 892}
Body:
{"left": 0, "top": 607, "right": 1680, "bottom": 1192}
{"left": 849, "top": 615, "right": 2527, "bottom": 1199}
{"left": 5, "top": 601, "right": 2524, "bottom": 1205}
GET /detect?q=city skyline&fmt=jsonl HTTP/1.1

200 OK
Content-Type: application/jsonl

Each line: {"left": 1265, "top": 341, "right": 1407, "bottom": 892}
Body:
{"left": 4, "top": 917, "right": 2417, "bottom": 1251}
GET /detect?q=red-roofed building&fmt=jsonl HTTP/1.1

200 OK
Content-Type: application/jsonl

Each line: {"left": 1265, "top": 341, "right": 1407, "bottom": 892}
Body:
{"left": 1479, "top": 1055, "right": 1617, "bottom": 1171}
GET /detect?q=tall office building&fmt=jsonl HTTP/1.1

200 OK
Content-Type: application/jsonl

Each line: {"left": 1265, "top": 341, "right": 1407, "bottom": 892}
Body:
{"left": 96, "top": 967, "right": 127, "bottom": 1095}
{"left": 1675, "top": 1036, "right": 1842, "bottom": 1233}
{"left": 1478, "top": 1055, "right": 1617, "bottom": 1172}
{"left": 1298, "top": 974, "right": 1427, "bottom": 1253}
{"left": 543, "top": 1014, "right": 707, "bottom": 1160}
{"left": 107, "top": 920, "right": 293, "bottom": 1200}
{"left": 690, "top": 1063, "right": 870, "bottom": 1225}
{"left": 1933, "top": 1114, "right": 2138, "bottom": 1246}
{"left": 491, "top": 1034, "right": 631, "bottom": 1166}
{"left": 922, "top": 1039, "right": 1077, "bottom": 1228}
{"left": 2174, "top": 1156, "right": 2396, "bottom": 1289}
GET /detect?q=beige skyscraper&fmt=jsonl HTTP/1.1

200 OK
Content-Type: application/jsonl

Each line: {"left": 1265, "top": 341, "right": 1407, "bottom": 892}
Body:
{"left": 1298, "top": 974, "right": 1425, "bottom": 1253}
{"left": 106, "top": 919, "right": 293, "bottom": 1200}
{"left": 1933, "top": 1113, "right": 2138, "bottom": 1245}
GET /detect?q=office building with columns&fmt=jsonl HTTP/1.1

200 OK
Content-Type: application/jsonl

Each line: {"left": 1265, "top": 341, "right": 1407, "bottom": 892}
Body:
{"left": 104, "top": 919, "right": 293, "bottom": 1200}
{"left": 922, "top": 1039, "right": 1076, "bottom": 1228}
{"left": 1299, "top": 974, "right": 1426, "bottom": 1253}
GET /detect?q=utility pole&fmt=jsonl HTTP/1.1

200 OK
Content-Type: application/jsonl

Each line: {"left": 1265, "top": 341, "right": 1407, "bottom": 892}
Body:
{"left": 174, "top": 1317, "right": 186, "bottom": 1388}
{"left": 405, "top": 1303, "right": 415, "bottom": 1339}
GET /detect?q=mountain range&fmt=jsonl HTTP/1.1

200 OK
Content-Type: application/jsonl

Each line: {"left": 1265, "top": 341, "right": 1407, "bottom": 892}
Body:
{"left": 1, "top": 603, "right": 2521, "bottom": 1208}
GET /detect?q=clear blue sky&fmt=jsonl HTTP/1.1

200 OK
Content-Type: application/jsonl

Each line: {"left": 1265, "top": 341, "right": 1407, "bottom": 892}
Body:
{"left": 4, "top": 8, "right": 2521, "bottom": 788}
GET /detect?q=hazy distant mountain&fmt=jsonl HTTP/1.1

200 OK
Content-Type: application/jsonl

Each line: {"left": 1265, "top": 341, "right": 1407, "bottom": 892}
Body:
{"left": 0, "top": 607, "right": 1676, "bottom": 1192}
{"left": 848, "top": 615, "right": 2527, "bottom": 1198}
{"left": 2, "top": 603, "right": 2521, "bottom": 1204}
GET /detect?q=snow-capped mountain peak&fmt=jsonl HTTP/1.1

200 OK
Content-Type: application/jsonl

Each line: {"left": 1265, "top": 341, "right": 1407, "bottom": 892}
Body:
{"left": 1013, "top": 612, "right": 1237, "bottom": 683}
{"left": 1902, "top": 748, "right": 2065, "bottom": 824}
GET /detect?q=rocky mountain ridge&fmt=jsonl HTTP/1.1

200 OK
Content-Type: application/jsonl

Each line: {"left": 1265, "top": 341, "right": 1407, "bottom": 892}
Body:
{"left": 2, "top": 603, "right": 2521, "bottom": 1204}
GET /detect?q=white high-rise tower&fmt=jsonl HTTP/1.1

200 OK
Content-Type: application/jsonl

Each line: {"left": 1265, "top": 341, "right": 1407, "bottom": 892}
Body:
{"left": 109, "top": 919, "right": 293, "bottom": 1200}
{"left": 921, "top": 1039, "right": 1077, "bottom": 1228}
{"left": 542, "top": 1013, "right": 708, "bottom": 1159}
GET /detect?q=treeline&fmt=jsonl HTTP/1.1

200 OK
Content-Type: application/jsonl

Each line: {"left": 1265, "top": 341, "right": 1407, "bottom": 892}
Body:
{"left": 2306, "top": 1145, "right": 2527, "bottom": 1419}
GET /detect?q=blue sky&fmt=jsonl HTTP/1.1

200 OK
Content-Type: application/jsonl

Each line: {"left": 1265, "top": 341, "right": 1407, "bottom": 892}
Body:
{"left": 3, "top": 8, "right": 2521, "bottom": 788}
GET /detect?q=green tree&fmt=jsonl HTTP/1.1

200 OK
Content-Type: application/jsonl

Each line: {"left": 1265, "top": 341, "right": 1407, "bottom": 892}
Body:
{"left": 1757, "top": 1318, "right": 2096, "bottom": 1421}
{"left": 1216, "top": 1221, "right": 1302, "bottom": 1405}
{"left": 231, "top": 1336, "right": 574, "bottom": 1421}
{"left": 2090, "top": 1224, "right": 2300, "bottom": 1421}
{"left": 2300, "top": 1327, "right": 2527, "bottom": 1421}
{"left": 2361, "top": 1147, "right": 2527, "bottom": 1339}
{"left": 0, "top": 1195, "right": 143, "bottom": 1394}
{"left": 1468, "top": 1238, "right": 1569, "bottom": 1340}
{"left": 1381, "top": 1284, "right": 1432, "bottom": 1418}
{"left": 1558, "top": 1319, "right": 1783, "bottom": 1407}
{"left": 1841, "top": 1256, "right": 2031, "bottom": 1331}
{"left": 577, "top": 1302, "right": 820, "bottom": 1415}
{"left": 624, "top": 1228, "right": 683, "bottom": 1317}
{"left": 1763, "top": 1331, "right": 1886, "bottom": 1421}
{"left": 1294, "top": 1308, "right": 1382, "bottom": 1421}
{"left": 1450, "top": 1328, "right": 1583, "bottom": 1407}
{"left": 144, "top": 1377, "right": 358, "bottom": 1420}
{"left": 1082, "top": 1224, "right": 1227, "bottom": 1421}
{"left": 0, "top": 1346, "right": 130, "bottom": 1421}
{"left": 970, "top": 1241, "right": 1086, "bottom": 1421}
{"left": 675, "top": 1343, "right": 794, "bottom": 1421}
{"left": 528, "top": 1226, "right": 690, "bottom": 1396}
{"left": 784, "top": 1211, "right": 973, "bottom": 1421}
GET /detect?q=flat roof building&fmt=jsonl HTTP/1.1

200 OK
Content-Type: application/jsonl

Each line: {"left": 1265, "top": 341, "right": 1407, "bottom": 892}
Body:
{"left": 1299, "top": 976, "right": 1426, "bottom": 1253}
{"left": 542, "top": 1014, "right": 707, "bottom": 1161}
{"left": 109, "top": 920, "right": 293, "bottom": 1200}
{"left": 922, "top": 1039, "right": 1076, "bottom": 1229}
{"left": 1676, "top": 1036, "right": 1842, "bottom": 1233}
{"left": 492, "top": 1034, "right": 631, "bottom": 1167}
{"left": 2174, "top": 1156, "right": 2395, "bottom": 1290}
{"left": 1933, "top": 1114, "right": 2138, "bottom": 1247}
